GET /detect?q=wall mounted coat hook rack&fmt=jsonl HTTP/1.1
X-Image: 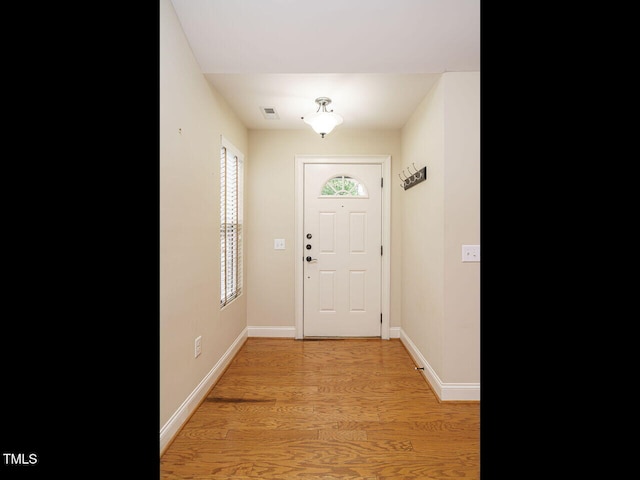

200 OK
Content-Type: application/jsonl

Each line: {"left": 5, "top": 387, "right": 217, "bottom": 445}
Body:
{"left": 399, "top": 164, "right": 427, "bottom": 190}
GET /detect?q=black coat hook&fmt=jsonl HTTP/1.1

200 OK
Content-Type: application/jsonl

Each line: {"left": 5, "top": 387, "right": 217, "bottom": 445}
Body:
{"left": 400, "top": 165, "right": 427, "bottom": 190}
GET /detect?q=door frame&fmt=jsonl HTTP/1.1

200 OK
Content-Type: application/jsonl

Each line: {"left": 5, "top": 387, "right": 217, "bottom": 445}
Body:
{"left": 294, "top": 155, "right": 391, "bottom": 339}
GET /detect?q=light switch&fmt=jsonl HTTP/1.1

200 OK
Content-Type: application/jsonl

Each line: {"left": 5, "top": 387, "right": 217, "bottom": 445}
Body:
{"left": 462, "top": 245, "right": 480, "bottom": 262}
{"left": 274, "top": 238, "right": 285, "bottom": 250}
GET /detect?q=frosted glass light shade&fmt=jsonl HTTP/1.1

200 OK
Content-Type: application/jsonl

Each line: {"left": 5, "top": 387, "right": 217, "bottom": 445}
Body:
{"left": 303, "top": 111, "right": 343, "bottom": 137}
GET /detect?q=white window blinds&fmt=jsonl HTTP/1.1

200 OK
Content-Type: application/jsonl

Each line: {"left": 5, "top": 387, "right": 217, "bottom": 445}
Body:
{"left": 220, "top": 141, "right": 243, "bottom": 307}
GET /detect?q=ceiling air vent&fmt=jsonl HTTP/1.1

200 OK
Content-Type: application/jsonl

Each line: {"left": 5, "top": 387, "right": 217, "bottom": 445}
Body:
{"left": 260, "top": 106, "right": 280, "bottom": 120}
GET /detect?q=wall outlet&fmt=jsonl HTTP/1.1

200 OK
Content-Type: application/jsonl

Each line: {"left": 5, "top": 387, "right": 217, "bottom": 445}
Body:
{"left": 462, "top": 245, "right": 480, "bottom": 262}
{"left": 195, "top": 336, "right": 202, "bottom": 358}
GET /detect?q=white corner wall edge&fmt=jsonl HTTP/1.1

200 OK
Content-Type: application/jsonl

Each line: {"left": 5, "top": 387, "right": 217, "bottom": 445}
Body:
{"left": 399, "top": 329, "right": 480, "bottom": 401}
{"left": 247, "top": 326, "right": 297, "bottom": 338}
{"left": 160, "top": 327, "right": 248, "bottom": 456}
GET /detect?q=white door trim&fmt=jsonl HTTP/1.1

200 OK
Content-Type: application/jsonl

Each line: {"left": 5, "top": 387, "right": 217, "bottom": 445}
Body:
{"left": 294, "top": 155, "right": 391, "bottom": 340}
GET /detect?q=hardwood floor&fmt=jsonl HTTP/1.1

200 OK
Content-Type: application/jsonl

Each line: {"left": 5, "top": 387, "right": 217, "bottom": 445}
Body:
{"left": 160, "top": 338, "right": 479, "bottom": 479}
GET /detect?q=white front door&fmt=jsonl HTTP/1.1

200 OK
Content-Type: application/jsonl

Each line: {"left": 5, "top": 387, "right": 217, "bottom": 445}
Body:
{"left": 303, "top": 163, "right": 382, "bottom": 337}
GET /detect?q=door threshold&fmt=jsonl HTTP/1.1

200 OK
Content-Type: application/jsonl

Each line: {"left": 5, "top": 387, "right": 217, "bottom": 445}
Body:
{"left": 302, "top": 336, "right": 382, "bottom": 340}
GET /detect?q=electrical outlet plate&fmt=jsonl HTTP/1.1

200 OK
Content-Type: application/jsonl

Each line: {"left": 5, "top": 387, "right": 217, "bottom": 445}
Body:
{"left": 195, "top": 336, "right": 202, "bottom": 358}
{"left": 462, "top": 245, "right": 480, "bottom": 262}
{"left": 274, "top": 238, "right": 285, "bottom": 250}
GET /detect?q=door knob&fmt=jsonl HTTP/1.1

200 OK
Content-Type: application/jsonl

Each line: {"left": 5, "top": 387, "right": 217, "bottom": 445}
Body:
{"left": 306, "top": 256, "right": 317, "bottom": 262}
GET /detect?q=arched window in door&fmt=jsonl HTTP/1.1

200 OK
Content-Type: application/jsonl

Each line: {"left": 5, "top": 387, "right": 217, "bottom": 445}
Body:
{"left": 320, "top": 175, "right": 368, "bottom": 197}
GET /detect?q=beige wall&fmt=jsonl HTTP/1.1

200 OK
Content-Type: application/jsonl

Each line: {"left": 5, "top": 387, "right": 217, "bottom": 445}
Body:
{"left": 246, "top": 129, "right": 403, "bottom": 329}
{"left": 443, "top": 73, "right": 480, "bottom": 382}
{"left": 160, "top": 0, "right": 248, "bottom": 429}
{"left": 400, "top": 72, "right": 480, "bottom": 384}
{"left": 401, "top": 77, "right": 446, "bottom": 376}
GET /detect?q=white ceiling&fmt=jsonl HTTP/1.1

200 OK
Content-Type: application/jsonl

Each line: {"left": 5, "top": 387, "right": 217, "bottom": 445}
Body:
{"left": 169, "top": 0, "right": 480, "bottom": 131}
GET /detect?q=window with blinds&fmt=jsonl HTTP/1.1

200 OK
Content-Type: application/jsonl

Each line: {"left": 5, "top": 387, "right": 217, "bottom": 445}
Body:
{"left": 220, "top": 141, "right": 243, "bottom": 307}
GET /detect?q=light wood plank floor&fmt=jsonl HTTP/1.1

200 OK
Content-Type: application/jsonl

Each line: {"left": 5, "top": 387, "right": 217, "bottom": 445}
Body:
{"left": 160, "top": 338, "right": 479, "bottom": 479}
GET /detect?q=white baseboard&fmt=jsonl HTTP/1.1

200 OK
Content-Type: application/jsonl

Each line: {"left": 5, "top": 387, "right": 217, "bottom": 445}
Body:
{"left": 399, "top": 328, "right": 480, "bottom": 401}
{"left": 389, "top": 326, "right": 401, "bottom": 338}
{"left": 160, "top": 327, "right": 248, "bottom": 456}
{"left": 247, "top": 326, "right": 297, "bottom": 338}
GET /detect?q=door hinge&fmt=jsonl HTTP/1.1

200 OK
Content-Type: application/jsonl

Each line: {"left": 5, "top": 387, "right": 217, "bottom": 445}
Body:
{"left": 381, "top": 177, "right": 383, "bottom": 187}
{"left": 381, "top": 245, "right": 383, "bottom": 256}
{"left": 380, "top": 313, "right": 383, "bottom": 324}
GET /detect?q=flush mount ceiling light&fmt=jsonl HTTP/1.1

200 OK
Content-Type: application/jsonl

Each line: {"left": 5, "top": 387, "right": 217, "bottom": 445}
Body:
{"left": 301, "top": 97, "right": 343, "bottom": 138}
